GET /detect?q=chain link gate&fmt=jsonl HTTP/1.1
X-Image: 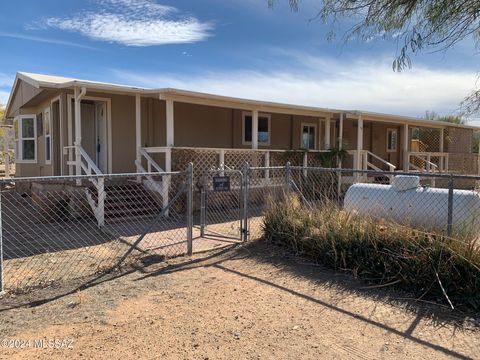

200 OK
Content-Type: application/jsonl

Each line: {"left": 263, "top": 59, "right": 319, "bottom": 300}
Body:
{"left": 199, "top": 167, "right": 248, "bottom": 242}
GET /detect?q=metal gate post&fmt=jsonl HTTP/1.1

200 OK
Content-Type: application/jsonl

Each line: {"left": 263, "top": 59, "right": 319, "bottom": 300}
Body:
{"left": 200, "top": 185, "right": 206, "bottom": 237}
{"left": 447, "top": 175, "right": 454, "bottom": 237}
{"left": 242, "top": 162, "right": 250, "bottom": 242}
{"left": 187, "top": 163, "right": 194, "bottom": 255}
{"left": 0, "top": 188, "right": 4, "bottom": 294}
{"left": 285, "top": 161, "right": 291, "bottom": 196}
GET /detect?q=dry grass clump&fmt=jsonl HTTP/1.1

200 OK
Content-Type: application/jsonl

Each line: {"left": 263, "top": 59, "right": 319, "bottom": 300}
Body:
{"left": 263, "top": 196, "right": 480, "bottom": 311}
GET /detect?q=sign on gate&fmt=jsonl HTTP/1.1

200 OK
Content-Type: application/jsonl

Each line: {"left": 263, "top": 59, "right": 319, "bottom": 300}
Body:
{"left": 212, "top": 176, "right": 230, "bottom": 192}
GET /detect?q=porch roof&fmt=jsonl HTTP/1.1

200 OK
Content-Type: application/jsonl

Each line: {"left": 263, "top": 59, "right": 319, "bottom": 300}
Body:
{"left": 6, "top": 71, "right": 480, "bottom": 131}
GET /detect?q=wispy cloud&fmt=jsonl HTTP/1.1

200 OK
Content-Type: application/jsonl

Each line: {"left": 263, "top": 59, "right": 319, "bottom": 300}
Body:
{"left": 0, "top": 73, "right": 14, "bottom": 88}
{"left": 110, "top": 54, "right": 477, "bottom": 119}
{"left": 0, "top": 32, "right": 96, "bottom": 50}
{"left": 0, "top": 91, "right": 10, "bottom": 107}
{"left": 0, "top": 73, "right": 14, "bottom": 107}
{"left": 43, "top": 0, "right": 213, "bottom": 46}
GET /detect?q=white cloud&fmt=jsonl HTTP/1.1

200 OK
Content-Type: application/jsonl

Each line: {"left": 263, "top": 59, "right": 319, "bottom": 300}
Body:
{"left": 44, "top": 0, "right": 213, "bottom": 46}
{"left": 110, "top": 55, "right": 477, "bottom": 119}
{"left": 0, "top": 32, "right": 96, "bottom": 50}
{"left": 0, "top": 73, "right": 14, "bottom": 88}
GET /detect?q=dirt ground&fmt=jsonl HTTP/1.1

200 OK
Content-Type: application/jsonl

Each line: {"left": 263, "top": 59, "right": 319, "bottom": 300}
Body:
{"left": 0, "top": 239, "right": 479, "bottom": 360}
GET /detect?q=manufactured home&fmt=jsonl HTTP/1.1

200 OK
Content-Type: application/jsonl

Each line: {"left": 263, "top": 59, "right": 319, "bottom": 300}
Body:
{"left": 4, "top": 72, "right": 480, "bottom": 181}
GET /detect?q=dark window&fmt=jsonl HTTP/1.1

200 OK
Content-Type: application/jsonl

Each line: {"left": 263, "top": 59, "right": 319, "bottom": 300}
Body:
{"left": 244, "top": 114, "right": 269, "bottom": 144}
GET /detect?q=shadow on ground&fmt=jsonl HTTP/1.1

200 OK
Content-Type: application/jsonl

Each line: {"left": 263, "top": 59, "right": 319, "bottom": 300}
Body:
{"left": 0, "top": 238, "right": 478, "bottom": 359}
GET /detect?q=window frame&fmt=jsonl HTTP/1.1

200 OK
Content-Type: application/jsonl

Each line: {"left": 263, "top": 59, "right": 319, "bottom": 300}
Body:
{"left": 242, "top": 111, "right": 271, "bottom": 146}
{"left": 44, "top": 106, "right": 52, "bottom": 165}
{"left": 300, "top": 122, "right": 318, "bottom": 150}
{"left": 386, "top": 128, "right": 398, "bottom": 153}
{"left": 14, "top": 114, "right": 37, "bottom": 163}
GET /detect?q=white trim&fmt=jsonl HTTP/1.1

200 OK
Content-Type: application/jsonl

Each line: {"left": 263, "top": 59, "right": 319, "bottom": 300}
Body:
{"left": 44, "top": 106, "right": 52, "bottom": 165}
{"left": 13, "top": 114, "right": 37, "bottom": 163}
{"left": 166, "top": 98, "right": 174, "bottom": 147}
{"left": 324, "top": 118, "right": 331, "bottom": 150}
{"left": 135, "top": 94, "right": 142, "bottom": 169}
{"left": 67, "top": 94, "right": 112, "bottom": 173}
{"left": 386, "top": 128, "right": 398, "bottom": 153}
{"left": 242, "top": 111, "right": 271, "bottom": 147}
{"left": 50, "top": 95, "right": 62, "bottom": 175}
{"left": 7, "top": 72, "right": 480, "bottom": 131}
{"left": 300, "top": 122, "right": 317, "bottom": 150}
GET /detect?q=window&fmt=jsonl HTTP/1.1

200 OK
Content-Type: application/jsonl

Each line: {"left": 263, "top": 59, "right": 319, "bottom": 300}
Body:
{"left": 14, "top": 115, "right": 37, "bottom": 163}
{"left": 242, "top": 112, "right": 270, "bottom": 146}
{"left": 301, "top": 124, "right": 317, "bottom": 150}
{"left": 387, "top": 128, "right": 398, "bottom": 152}
{"left": 44, "top": 107, "right": 51, "bottom": 164}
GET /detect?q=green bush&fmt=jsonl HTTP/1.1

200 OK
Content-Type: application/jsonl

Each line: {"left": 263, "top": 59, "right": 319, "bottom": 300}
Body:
{"left": 263, "top": 196, "right": 480, "bottom": 311}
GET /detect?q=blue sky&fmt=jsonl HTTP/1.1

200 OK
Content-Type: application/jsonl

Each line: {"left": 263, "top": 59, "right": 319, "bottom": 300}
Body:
{"left": 0, "top": 0, "right": 478, "bottom": 122}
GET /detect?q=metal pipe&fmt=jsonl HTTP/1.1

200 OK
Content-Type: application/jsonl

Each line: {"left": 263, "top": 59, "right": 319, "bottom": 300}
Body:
{"left": 187, "top": 162, "right": 193, "bottom": 255}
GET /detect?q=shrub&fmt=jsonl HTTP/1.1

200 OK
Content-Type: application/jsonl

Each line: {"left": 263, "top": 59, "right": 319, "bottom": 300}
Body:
{"left": 263, "top": 196, "right": 480, "bottom": 311}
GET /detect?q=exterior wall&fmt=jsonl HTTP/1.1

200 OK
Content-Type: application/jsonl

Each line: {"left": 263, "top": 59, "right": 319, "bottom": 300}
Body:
{"left": 148, "top": 101, "right": 320, "bottom": 151}
{"left": 65, "top": 90, "right": 138, "bottom": 174}
{"left": 14, "top": 96, "right": 59, "bottom": 177}
{"left": 10, "top": 85, "right": 478, "bottom": 177}
{"left": 175, "top": 102, "right": 233, "bottom": 148}
{"left": 370, "top": 123, "right": 402, "bottom": 169}
{"left": 341, "top": 119, "right": 404, "bottom": 170}
{"left": 6, "top": 80, "right": 43, "bottom": 118}
{"left": 109, "top": 93, "right": 136, "bottom": 173}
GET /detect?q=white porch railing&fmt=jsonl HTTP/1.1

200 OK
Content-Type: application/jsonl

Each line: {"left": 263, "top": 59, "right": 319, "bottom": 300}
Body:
{"left": 347, "top": 150, "right": 397, "bottom": 183}
{"left": 136, "top": 147, "right": 173, "bottom": 212}
{"left": 408, "top": 152, "right": 449, "bottom": 173}
{"left": 135, "top": 147, "right": 168, "bottom": 207}
{"left": 64, "top": 145, "right": 105, "bottom": 227}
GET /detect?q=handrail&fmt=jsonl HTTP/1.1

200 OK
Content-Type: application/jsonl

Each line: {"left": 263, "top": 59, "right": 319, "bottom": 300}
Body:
{"left": 363, "top": 150, "right": 397, "bottom": 172}
{"left": 63, "top": 145, "right": 105, "bottom": 227}
{"left": 137, "top": 148, "right": 165, "bottom": 173}
{"left": 64, "top": 145, "right": 102, "bottom": 177}
{"left": 409, "top": 153, "right": 439, "bottom": 171}
{"left": 77, "top": 146, "right": 102, "bottom": 176}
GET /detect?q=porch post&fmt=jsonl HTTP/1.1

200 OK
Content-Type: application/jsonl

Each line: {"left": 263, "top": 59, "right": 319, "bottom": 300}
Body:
{"left": 356, "top": 114, "right": 363, "bottom": 171}
{"left": 403, "top": 124, "right": 409, "bottom": 171}
{"left": 164, "top": 98, "right": 174, "bottom": 215}
{"left": 135, "top": 94, "right": 142, "bottom": 176}
{"left": 166, "top": 99, "right": 174, "bottom": 149}
{"left": 252, "top": 109, "right": 259, "bottom": 150}
{"left": 74, "top": 87, "right": 86, "bottom": 178}
{"left": 324, "top": 117, "right": 331, "bottom": 150}
{"left": 338, "top": 113, "right": 344, "bottom": 151}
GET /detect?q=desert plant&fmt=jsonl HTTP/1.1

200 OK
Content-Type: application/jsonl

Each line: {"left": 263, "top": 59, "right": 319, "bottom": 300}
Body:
{"left": 315, "top": 148, "right": 348, "bottom": 168}
{"left": 263, "top": 196, "right": 480, "bottom": 311}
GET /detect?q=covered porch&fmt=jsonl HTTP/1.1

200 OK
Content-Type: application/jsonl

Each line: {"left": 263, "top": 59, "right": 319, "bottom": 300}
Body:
{"left": 65, "top": 87, "right": 480, "bottom": 182}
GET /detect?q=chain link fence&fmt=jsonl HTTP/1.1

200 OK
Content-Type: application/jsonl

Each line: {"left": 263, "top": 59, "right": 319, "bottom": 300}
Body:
{"left": 0, "top": 170, "right": 192, "bottom": 293}
{"left": 1, "top": 162, "right": 480, "bottom": 297}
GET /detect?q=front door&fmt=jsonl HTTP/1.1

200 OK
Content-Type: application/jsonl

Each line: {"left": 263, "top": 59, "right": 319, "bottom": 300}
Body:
{"left": 73, "top": 99, "right": 108, "bottom": 173}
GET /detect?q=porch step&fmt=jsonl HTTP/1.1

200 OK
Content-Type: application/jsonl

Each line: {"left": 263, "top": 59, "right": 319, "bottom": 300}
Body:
{"left": 88, "top": 183, "right": 161, "bottom": 220}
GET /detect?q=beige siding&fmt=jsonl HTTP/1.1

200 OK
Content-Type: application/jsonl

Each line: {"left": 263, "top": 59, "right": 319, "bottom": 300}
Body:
{"left": 175, "top": 102, "right": 233, "bottom": 148}
{"left": 7, "top": 80, "right": 43, "bottom": 118}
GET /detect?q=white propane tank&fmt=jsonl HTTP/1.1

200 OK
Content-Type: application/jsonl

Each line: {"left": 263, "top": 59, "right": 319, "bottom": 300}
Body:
{"left": 344, "top": 175, "right": 480, "bottom": 233}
